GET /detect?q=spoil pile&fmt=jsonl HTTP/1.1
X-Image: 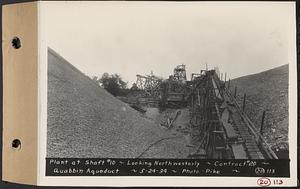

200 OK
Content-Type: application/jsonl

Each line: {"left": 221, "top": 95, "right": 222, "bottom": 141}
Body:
{"left": 47, "top": 48, "right": 172, "bottom": 158}
{"left": 230, "top": 64, "right": 289, "bottom": 157}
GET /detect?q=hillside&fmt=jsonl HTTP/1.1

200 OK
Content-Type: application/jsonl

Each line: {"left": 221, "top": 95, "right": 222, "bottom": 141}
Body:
{"left": 230, "top": 64, "right": 289, "bottom": 157}
{"left": 47, "top": 48, "right": 176, "bottom": 158}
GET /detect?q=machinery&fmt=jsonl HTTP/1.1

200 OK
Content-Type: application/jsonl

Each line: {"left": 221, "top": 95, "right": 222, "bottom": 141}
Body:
{"left": 135, "top": 72, "right": 162, "bottom": 98}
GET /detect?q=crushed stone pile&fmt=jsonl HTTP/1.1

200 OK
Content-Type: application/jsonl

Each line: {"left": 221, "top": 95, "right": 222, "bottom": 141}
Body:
{"left": 47, "top": 48, "right": 172, "bottom": 158}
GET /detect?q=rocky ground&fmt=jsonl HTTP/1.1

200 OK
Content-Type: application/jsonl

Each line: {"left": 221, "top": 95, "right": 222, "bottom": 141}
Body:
{"left": 229, "top": 64, "right": 289, "bottom": 158}
{"left": 47, "top": 48, "right": 191, "bottom": 158}
{"left": 140, "top": 108, "right": 194, "bottom": 158}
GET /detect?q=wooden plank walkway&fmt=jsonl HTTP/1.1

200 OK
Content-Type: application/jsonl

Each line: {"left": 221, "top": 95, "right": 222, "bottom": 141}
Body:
{"left": 231, "top": 144, "right": 247, "bottom": 159}
{"left": 221, "top": 108, "right": 238, "bottom": 139}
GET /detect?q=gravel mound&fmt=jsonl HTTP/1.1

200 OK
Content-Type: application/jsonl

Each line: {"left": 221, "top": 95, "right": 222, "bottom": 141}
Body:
{"left": 47, "top": 48, "right": 171, "bottom": 158}
{"left": 230, "top": 64, "right": 289, "bottom": 157}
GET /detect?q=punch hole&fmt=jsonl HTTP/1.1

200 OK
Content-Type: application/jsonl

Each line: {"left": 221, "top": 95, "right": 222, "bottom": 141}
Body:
{"left": 12, "top": 139, "right": 21, "bottom": 150}
{"left": 12, "top": 37, "right": 21, "bottom": 49}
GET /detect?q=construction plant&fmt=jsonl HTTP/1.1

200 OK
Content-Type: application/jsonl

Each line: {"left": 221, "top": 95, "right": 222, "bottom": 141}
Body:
{"left": 129, "top": 64, "right": 278, "bottom": 159}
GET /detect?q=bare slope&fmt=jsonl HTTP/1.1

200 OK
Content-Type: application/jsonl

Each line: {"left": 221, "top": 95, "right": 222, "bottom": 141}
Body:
{"left": 47, "top": 48, "right": 172, "bottom": 158}
{"left": 230, "top": 64, "right": 288, "bottom": 154}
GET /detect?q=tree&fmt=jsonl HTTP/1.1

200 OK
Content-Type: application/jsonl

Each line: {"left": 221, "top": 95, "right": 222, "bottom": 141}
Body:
{"left": 91, "top": 76, "right": 99, "bottom": 83}
{"left": 131, "top": 83, "right": 138, "bottom": 90}
{"left": 98, "top": 73, "right": 128, "bottom": 96}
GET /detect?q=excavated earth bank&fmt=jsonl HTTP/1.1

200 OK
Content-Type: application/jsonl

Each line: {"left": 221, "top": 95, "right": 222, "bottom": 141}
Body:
{"left": 47, "top": 48, "right": 186, "bottom": 158}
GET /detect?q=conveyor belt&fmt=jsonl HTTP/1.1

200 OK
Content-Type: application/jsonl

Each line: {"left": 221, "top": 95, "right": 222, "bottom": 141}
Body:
{"left": 189, "top": 70, "right": 277, "bottom": 159}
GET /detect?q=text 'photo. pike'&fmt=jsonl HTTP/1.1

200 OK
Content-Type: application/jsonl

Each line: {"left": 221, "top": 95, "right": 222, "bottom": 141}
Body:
{"left": 46, "top": 2, "right": 290, "bottom": 160}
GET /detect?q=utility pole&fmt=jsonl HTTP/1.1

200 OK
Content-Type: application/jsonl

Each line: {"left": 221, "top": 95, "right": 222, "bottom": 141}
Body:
{"left": 234, "top": 86, "right": 237, "bottom": 98}
{"left": 242, "top": 93, "right": 247, "bottom": 112}
{"left": 260, "top": 111, "right": 266, "bottom": 135}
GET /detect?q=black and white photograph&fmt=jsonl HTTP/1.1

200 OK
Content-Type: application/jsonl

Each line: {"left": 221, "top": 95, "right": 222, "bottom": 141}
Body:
{"left": 46, "top": 2, "right": 292, "bottom": 160}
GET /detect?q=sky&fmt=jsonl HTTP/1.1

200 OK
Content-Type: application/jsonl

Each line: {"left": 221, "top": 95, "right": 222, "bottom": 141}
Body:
{"left": 41, "top": 1, "right": 295, "bottom": 87}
